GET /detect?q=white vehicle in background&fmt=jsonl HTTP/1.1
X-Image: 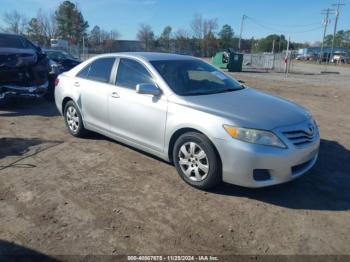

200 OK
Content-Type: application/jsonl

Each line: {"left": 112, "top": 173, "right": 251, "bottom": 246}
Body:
{"left": 50, "top": 39, "right": 69, "bottom": 50}
{"left": 331, "top": 52, "right": 350, "bottom": 64}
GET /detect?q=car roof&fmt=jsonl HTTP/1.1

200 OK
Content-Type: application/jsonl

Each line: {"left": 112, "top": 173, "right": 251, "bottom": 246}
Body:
{"left": 104, "top": 52, "right": 196, "bottom": 61}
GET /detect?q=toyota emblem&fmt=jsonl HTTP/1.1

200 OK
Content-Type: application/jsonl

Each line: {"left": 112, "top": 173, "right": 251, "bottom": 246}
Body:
{"left": 307, "top": 124, "right": 314, "bottom": 136}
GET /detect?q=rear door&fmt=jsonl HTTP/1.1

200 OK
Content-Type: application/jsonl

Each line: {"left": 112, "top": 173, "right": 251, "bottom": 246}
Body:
{"left": 75, "top": 57, "right": 116, "bottom": 132}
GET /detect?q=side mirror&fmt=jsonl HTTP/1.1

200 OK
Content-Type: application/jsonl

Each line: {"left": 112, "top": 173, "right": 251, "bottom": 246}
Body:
{"left": 238, "top": 80, "right": 245, "bottom": 84}
{"left": 136, "top": 83, "right": 161, "bottom": 96}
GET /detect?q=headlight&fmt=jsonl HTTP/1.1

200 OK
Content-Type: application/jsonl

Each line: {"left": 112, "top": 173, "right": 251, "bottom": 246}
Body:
{"left": 223, "top": 125, "right": 287, "bottom": 148}
{"left": 48, "top": 60, "right": 60, "bottom": 74}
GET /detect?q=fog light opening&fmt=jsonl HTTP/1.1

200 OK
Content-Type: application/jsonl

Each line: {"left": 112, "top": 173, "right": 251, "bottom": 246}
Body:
{"left": 253, "top": 169, "right": 271, "bottom": 181}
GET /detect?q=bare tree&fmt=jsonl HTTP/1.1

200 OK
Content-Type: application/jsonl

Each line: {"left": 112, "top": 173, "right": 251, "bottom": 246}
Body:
{"left": 203, "top": 18, "right": 218, "bottom": 57}
{"left": 37, "top": 9, "right": 57, "bottom": 44}
{"left": 89, "top": 25, "right": 101, "bottom": 48}
{"left": 26, "top": 9, "right": 57, "bottom": 46}
{"left": 190, "top": 14, "right": 203, "bottom": 39}
{"left": 203, "top": 18, "right": 218, "bottom": 37}
{"left": 109, "top": 30, "right": 120, "bottom": 40}
{"left": 159, "top": 26, "right": 172, "bottom": 51}
{"left": 88, "top": 25, "right": 120, "bottom": 52}
{"left": 174, "top": 29, "right": 190, "bottom": 54}
{"left": 2, "top": 10, "right": 27, "bottom": 34}
{"left": 27, "top": 18, "right": 45, "bottom": 45}
{"left": 101, "top": 29, "right": 120, "bottom": 51}
{"left": 99, "top": 29, "right": 120, "bottom": 42}
{"left": 137, "top": 24, "right": 155, "bottom": 51}
{"left": 190, "top": 14, "right": 218, "bottom": 56}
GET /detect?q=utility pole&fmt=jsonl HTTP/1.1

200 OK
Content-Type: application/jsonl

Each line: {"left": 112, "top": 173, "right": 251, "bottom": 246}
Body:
{"left": 329, "top": 1, "right": 345, "bottom": 63}
{"left": 278, "top": 35, "right": 282, "bottom": 52}
{"left": 320, "top": 8, "right": 333, "bottom": 63}
{"left": 284, "top": 36, "right": 290, "bottom": 75}
{"left": 238, "top": 15, "right": 246, "bottom": 52}
{"left": 272, "top": 39, "right": 275, "bottom": 54}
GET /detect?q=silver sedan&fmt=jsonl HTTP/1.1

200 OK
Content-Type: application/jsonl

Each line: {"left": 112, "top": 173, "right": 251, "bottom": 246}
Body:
{"left": 55, "top": 52, "right": 320, "bottom": 189}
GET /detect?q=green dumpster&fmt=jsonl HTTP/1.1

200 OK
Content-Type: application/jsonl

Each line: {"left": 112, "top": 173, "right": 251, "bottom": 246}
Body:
{"left": 212, "top": 49, "right": 243, "bottom": 72}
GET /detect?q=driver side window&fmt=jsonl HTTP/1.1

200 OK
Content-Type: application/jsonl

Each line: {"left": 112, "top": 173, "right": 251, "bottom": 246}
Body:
{"left": 116, "top": 58, "right": 153, "bottom": 89}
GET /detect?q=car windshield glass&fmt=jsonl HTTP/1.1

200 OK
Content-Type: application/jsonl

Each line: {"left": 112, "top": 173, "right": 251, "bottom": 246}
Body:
{"left": 150, "top": 59, "right": 243, "bottom": 96}
{"left": 0, "top": 35, "right": 25, "bottom": 48}
{"left": 46, "top": 51, "right": 74, "bottom": 60}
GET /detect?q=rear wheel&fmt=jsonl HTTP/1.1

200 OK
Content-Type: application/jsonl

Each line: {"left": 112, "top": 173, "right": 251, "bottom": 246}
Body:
{"left": 173, "top": 132, "right": 221, "bottom": 189}
{"left": 64, "top": 101, "right": 86, "bottom": 137}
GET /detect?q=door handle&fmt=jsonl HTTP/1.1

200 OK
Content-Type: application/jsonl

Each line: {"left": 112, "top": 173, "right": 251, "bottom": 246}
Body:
{"left": 111, "top": 92, "right": 119, "bottom": 98}
{"left": 74, "top": 81, "right": 80, "bottom": 87}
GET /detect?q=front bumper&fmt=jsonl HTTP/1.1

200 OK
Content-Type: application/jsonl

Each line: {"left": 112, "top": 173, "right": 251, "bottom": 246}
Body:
{"left": 214, "top": 124, "right": 320, "bottom": 188}
{"left": 0, "top": 81, "right": 49, "bottom": 100}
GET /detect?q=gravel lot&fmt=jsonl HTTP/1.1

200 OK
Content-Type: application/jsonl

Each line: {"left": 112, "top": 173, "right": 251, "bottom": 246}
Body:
{"left": 0, "top": 66, "right": 350, "bottom": 257}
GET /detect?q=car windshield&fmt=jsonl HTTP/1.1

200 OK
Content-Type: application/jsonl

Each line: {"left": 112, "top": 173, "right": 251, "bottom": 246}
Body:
{"left": 45, "top": 50, "right": 75, "bottom": 60}
{"left": 0, "top": 35, "right": 25, "bottom": 48}
{"left": 151, "top": 59, "right": 243, "bottom": 96}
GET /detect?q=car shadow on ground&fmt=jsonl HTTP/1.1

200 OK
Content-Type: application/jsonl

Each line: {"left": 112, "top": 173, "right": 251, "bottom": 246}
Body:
{"left": 81, "top": 131, "right": 172, "bottom": 164}
{"left": 211, "top": 139, "right": 350, "bottom": 211}
{"left": 0, "top": 240, "right": 58, "bottom": 261}
{"left": 81, "top": 132, "right": 350, "bottom": 211}
{"left": 0, "top": 98, "right": 59, "bottom": 117}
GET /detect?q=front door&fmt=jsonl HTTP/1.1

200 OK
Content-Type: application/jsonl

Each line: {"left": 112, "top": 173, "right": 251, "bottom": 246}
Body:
{"left": 108, "top": 58, "right": 167, "bottom": 152}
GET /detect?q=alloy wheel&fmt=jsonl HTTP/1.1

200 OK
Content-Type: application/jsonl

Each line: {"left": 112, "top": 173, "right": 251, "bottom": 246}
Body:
{"left": 178, "top": 142, "right": 209, "bottom": 182}
{"left": 66, "top": 106, "right": 80, "bottom": 133}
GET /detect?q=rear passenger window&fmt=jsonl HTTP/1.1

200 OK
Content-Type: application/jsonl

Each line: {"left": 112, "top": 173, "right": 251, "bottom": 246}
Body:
{"left": 77, "top": 57, "right": 115, "bottom": 83}
{"left": 116, "top": 58, "right": 153, "bottom": 89}
{"left": 77, "top": 65, "right": 91, "bottom": 78}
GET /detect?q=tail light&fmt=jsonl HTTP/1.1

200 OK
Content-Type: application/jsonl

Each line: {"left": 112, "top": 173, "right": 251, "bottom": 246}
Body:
{"left": 54, "top": 78, "right": 59, "bottom": 87}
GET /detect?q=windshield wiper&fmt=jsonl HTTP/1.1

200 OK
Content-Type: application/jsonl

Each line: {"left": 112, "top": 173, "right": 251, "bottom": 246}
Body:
{"left": 217, "top": 87, "right": 244, "bottom": 93}
{"left": 183, "top": 92, "right": 210, "bottom": 96}
{"left": 183, "top": 87, "right": 244, "bottom": 96}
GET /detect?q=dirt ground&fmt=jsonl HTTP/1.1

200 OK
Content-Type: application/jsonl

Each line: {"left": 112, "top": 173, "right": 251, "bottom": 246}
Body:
{"left": 0, "top": 65, "right": 350, "bottom": 257}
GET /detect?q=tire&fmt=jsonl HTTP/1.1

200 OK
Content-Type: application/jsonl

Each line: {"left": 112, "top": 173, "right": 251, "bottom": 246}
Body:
{"left": 64, "top": 100, "right": 86, "bottom": 137}
{"left": 173, "top": 132, "right": 221, "bottom": 190}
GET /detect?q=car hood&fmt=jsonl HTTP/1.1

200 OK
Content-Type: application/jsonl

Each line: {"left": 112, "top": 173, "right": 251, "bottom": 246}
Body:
{"left": 0, "top": 48, "right": 38, "bottom": 67}
{"left": 180, "top": 87, "right": 309, "bottom": 130}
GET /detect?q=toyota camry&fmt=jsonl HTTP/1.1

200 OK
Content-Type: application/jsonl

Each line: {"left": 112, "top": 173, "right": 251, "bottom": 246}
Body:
{"left": 55, "top": 52, "right": 320, "bottom": 189}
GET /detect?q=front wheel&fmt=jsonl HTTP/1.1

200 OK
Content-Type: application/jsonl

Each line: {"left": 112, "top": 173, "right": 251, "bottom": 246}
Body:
{"left": 173, "top": 132, "right": 222, "bottom": 190}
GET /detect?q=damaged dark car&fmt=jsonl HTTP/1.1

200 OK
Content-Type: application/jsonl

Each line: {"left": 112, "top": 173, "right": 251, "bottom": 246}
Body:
{"left": 0, "top": 33, "right": 49, "bottom": 101}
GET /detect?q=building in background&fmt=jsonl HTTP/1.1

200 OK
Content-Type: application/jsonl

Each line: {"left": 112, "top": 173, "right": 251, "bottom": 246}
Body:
{"left": 115, "top": 40, "right": 144, "bottom": 52}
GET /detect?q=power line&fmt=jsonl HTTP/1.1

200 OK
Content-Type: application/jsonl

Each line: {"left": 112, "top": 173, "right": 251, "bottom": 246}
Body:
{"left": 245, "top": 16, "right": 323, "bottom": 34}
{"left": 245, "top": 17, "right": 321, "bottom": 28}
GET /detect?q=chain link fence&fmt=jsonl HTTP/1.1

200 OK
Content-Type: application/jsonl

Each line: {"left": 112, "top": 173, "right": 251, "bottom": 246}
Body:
{"left": 53, "top": 42, "right": 342, "bottom": 75}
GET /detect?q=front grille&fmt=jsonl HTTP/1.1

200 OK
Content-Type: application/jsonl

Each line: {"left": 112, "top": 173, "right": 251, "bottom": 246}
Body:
{"left": 282, "top": 130, "right": 315, "bottom": 146}
{"left": 281, "top": 121, "right": 318, "bottom": 147}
